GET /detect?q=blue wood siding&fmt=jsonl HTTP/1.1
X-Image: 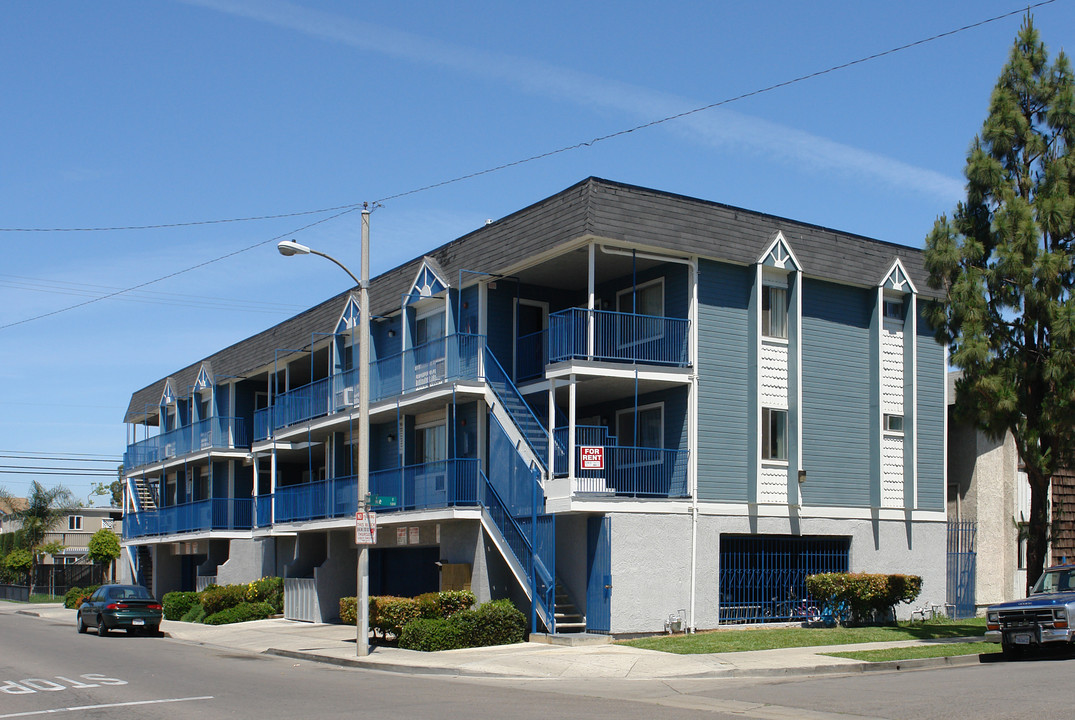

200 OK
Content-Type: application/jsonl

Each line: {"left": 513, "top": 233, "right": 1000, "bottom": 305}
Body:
{"left": 697, "top": 259, "right": 750, "bottom": 502}
{"left": 916, "top": 311, "right": 945, "bottom": 510}
{"left": 594, "top": 262, "right": 689, "bottom": 319}
{"left": 801, "top": 279, "right": 872, "bottom": 507}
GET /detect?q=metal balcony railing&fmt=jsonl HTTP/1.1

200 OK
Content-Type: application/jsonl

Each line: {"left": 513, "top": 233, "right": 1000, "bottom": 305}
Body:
{"left": 123, "top": 417, "right": 249, "bottom": 470}
{"left": 370, "top": 333, "right": 484, "bottom": 402}
{"left": 269, "top": 458, "right": 481, "bottom": 524}
{"left": 523, "top": 308, "right": 689, "bottom": 371}
{"left": 552, "top": 425, "right": 688, "bottom": 498}
{"left": 122, "top": 498, "right": 254, "bottom": 539}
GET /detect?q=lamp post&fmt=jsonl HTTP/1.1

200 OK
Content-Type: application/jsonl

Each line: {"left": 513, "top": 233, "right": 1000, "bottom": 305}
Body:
{"left": 277, "top": 205, "right": 372, "bottom": 657}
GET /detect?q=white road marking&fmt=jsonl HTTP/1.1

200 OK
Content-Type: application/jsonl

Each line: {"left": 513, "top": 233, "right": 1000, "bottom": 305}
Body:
{"left": 0, "top": 695, "right": 214, "bottom": 718}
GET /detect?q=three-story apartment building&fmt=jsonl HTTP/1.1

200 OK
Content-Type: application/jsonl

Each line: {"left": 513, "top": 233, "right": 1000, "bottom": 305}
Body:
{"left": 120, "top": 178, "right": 946, "bottom": 633}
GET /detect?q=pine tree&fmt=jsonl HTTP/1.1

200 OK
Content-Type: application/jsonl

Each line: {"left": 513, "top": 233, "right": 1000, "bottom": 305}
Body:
{"left": 925, "top": 16, "right": 1075, "bottom": 592}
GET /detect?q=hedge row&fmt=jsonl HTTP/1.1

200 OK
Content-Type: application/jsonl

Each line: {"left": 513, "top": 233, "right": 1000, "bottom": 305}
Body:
{"left": 398, "top": 599, "right": 526, "bottom": 651}
{"left": 805, "top": 573, "right": 922, "bottom": 625}
{"left": 64, "top": 585, "right": 101, "bottom": 609}
{"left": 161, "top": 577, "right": 285, "bottom": 626}
{"left": 339, "top": 590, "right": 476, "bottom": 637}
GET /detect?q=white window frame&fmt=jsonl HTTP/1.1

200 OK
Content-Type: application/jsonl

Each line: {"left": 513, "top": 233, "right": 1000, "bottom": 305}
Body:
{"left": 415, "top": 413, "right": 448, "bottom": 492}
{"left": 761, "top": 407, "right": 788, "bottom": 462}
{"left": 883, "top": 299, "right": 904, "bottom": 321}
{"left": 615, "top": 277, "right": 666, "bottom": 348}
{"left": 615, "top": 402, "right": 664, "bottom": 469}
{"left": 883, "top": 413, "right": 905, "bottom": 434}
{"left": 68, "top": 515, "right": 83, "bottom": 531}
{"left": 762, "top": 285, "right": 788, "bottom": 340}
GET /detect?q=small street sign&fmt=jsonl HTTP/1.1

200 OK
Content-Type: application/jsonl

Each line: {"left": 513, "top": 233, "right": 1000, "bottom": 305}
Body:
{"left": 580, "top": 445, "right": 604, "bottom": 470}
{"left": 370, "top": 495, "right": 397, "bottom": 507}
{"left": 355, "top": 510, "right": 378, "bottom": 545}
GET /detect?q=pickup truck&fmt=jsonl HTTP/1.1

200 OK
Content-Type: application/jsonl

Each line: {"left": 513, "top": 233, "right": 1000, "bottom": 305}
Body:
{"left": 985, "top": 563, "right": 1075, "bottom": 658}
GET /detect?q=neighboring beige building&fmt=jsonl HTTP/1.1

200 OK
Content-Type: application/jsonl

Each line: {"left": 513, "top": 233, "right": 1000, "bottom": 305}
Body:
{"left": 0, "top": 503, "right": 122, "bottom": 565}
{"left": 947, "top": 372, "right": 1032, "bottom": 610}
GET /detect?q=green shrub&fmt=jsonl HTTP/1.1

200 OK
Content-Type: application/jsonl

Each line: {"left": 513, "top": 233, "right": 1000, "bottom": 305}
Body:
{"left": 180, "top": 603, "right": 207, "bottom": 623}
{"left": 436, "top": 590, "right": 476, "bottom": 617}
{"left": 398, "top": 617, "right": 466, "bottom": 651}
{"left": 199, "top": 584, "right": 247, "bottom": 615}
{"left": 162, "top": 591, "right": 200, "bottom": 621}
{"left": 416, "top": 592, "right": 441, "bottom": 619}
{"left": 204, "top": 602, "right": 275, "bottom": 625}
{"left": 371, "top": 596, "right": 420, "bottom": 638}
{"left": 397, "top": 599, "right": 526, "bottom": 651}
{"left": 245, "top": 577, "right": 284, "bottom": 614}
{"left": 64, "top": 584, "right": 100, "bottom": 609}
{"left": 340, "top": 596, "right": 357, "bottom": 625}
{"left": 806, "top": 573, "right": 923, "bottom": 625}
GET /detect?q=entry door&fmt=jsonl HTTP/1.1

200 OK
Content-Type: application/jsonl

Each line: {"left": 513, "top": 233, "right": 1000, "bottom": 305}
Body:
{"left": 586, "top": 516, "right": 611, "bottom": 633}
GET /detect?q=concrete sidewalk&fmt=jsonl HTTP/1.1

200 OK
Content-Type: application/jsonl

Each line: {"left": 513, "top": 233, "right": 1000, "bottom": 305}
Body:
{"left": 5, "top": 602, "right": 992, "bottom": 680}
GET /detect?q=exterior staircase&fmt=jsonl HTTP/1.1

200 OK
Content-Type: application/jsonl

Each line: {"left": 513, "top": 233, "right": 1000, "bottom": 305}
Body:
{"left": 133, "top": 478, "right": 158, "bottom": 511}
{"left": 553, "top": 581, "right": 586, "bottom": 632}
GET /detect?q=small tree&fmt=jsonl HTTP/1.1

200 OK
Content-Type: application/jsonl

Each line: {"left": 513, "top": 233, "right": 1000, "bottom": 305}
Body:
{"left": 88, "top": 528, "right": 121, "bottom": 582}
{"left": 924, "top": 16, "right": 1075, "bottom": 593}
{"left": 4, "top": 549, "right": 32, "bottom": 584}
{"left": 7, "top": 481, "right": 76, "bottom": 593}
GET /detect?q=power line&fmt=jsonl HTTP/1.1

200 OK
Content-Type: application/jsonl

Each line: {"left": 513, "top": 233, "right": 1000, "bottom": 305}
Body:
{"left": 0, "top": 1, "right": 1058, "bottom": 332}
{"left": 0, "top": 450, "right": 120, "bottom": 458}
{"left": 0, "top": 455, "right": 120, "bottom": 464}
{"left": 0, "top": 1, "right": 1056, "bottom": 234}
{"left": 0, "top": 206, "right": 360, "bottom": 331}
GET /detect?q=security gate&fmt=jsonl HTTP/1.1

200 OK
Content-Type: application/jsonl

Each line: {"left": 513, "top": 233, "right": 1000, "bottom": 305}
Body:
{"left": 946, "top": 521, "right": 977, "bottom": 619}
{"left": 586, "top": 516, "right": 611, "bottom": 633}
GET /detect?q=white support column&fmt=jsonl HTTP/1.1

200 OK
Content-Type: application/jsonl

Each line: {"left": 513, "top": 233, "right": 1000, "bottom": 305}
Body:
{"left": 587, "top": 242, "right": 595, "bottom": 359}
{"left": 548, "top": 380, "right": 556, "bottom": 474}
{"left": 270, "top": 448, "right": 277, "bottom": 525}
{"left": 568, "top": 375, "right": 577, "bottom": 479}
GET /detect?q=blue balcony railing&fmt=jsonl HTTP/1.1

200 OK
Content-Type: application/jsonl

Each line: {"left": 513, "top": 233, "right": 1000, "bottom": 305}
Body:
{"left": 270, "top": 458, "right": 481, "bottom": 524}
{"left": 552, "top": 425, "right": 688, "bottom": 498}
{"left": 539, "top": 308, "right": 690, "bottom": 368}
{"left": 124, "top": 417, "right": 249, "bottom": 470}
{"left": 123, "top": 498, "right": 254, "bottom": 539}
{"left": 370, "top": 334, "right": 484, "bottom": 402}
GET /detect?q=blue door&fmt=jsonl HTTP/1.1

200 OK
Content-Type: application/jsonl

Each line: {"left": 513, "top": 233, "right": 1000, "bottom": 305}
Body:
{"left": 586, "top": 516, "right": 611, "bottom": 633}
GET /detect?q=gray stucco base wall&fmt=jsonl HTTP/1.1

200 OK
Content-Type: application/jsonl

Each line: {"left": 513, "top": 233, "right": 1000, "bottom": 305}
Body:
{"left": 217, "top": 538, "right": 276, "bottom": 586}
{"left": 314, "top": 530, "right": 357, "bottom": 622}
{"left": 438, "top": 520, "right": 490, "bottom": 603}
{"left": 609, "top": 512, "right": 947, "bottom": 634}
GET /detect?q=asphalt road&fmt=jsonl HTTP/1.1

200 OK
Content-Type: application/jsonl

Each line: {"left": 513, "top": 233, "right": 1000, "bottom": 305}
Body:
{"left": 3, "top": 610, "right": 1074, "bottom": 720}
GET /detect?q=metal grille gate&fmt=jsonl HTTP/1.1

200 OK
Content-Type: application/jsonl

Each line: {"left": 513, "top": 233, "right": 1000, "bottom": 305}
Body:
{"left": 946, "top": 521, "right": 977, "bottom": 619}
{"left": 718, "top": 535, "right": 850, "bottom": 624}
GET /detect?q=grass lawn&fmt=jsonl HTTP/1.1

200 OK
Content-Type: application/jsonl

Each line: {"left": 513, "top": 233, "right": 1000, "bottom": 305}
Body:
{"left": 0, "top": 594, "right": 64, "bottom": 604}
{"left": 824, "top": 642, "right": 999, "bottom": 663}
{"left": 618, "top": 618, "right": 987, "bottom": 654}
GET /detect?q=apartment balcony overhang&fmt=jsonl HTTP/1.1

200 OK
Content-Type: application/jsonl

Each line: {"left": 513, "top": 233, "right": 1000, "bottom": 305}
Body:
{"left": 265, "top": 506, "right": 482, "bottom": 535}
{"left": 121, "top": 529, "right": 252, "bottom": 547}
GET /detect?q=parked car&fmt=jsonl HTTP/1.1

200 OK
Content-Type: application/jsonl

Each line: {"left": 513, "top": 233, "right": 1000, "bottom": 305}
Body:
{"left": 985, "top": 563, "right": 1075, "bottom": 658}
{"left": 76, "top": 584, "right": 162, "bottom": 636}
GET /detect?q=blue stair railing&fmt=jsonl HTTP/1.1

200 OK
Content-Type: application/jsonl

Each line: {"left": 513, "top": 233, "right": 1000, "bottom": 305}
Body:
{"left": 483, "top": 347, "right": 550, "bottom": 471}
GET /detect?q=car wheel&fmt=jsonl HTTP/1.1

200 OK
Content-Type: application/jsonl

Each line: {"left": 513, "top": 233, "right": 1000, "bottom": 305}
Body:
{"left": 97, "top": 618, "right": 109, "bottom": 637}
{"left": 76, "top": 613, "right": 87, "bottom": 634}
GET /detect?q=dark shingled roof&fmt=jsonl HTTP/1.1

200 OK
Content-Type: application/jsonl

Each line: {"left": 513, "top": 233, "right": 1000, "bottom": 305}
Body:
{"left": 124, "top": 177, "right": 937, "bottom": 422}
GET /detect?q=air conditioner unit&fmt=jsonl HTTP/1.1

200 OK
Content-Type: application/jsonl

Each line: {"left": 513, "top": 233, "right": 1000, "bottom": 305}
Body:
{"left": 335, "top": 387, "right": 356, "bottom": 407}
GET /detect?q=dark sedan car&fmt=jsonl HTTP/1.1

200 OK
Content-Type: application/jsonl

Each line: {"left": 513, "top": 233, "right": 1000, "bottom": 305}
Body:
{"left": 76, "top": 584, "right": 163, "bottom": 636}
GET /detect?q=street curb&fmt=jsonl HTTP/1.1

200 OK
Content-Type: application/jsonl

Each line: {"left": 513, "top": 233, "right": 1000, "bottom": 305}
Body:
{"left": 263, "top": 648, "right": 491, "bottom": 677}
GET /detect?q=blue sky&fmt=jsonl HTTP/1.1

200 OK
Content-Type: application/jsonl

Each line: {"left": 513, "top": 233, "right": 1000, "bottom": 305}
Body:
{"left": 1, "top": 0, "right": 1071, "bottom": 505}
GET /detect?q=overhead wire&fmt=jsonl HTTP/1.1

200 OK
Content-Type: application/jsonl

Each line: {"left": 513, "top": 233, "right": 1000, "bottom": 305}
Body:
{"left": 0, "top": 0, "right": 1060, "bottom": 333}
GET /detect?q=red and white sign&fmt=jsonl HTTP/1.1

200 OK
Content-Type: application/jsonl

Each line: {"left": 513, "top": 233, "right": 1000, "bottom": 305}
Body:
{"left": 579, "top": 446, "right": 604, "bottom": 470}
{"left": 355, "top": 510, "right": 378, "bottom": 545}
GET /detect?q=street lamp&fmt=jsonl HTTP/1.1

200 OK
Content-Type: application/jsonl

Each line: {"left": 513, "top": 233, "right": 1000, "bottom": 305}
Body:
{"left": 277, "top": 207, "right": 372, "bottom": 657}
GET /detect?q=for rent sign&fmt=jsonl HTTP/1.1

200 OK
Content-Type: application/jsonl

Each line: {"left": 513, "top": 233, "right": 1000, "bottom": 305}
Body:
{"left": 579, "top": 446, "right": 604, "bottom": 470}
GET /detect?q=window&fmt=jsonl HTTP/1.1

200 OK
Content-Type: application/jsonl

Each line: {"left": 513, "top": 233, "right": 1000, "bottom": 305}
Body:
{"left": 68, "top": 515, "right": 83, "bottom": 531}
{"left": 616, "top": 278, "right": 664, "bottom": 317}
{"left": 761, "top": 408, "right": 787, "bottom": 461}
{"left": 414, "top": 308, "right": 445, "bottom": 347}
{"left": 884, "top": 414, "right": 904, "bottom": 433}
{"left": 884, "top": 299, "right": 904, "bottom": 321}
{"left": 616, "top": 403, "right": 663, "bottom": 448}
{"left": 762, "top": 286, "right": 788, "bottom": 339}
{"left": 415, "top": 421, "right": 447, "bottom": 493}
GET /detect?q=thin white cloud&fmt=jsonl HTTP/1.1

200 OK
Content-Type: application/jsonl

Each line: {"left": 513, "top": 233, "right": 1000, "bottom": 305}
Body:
{"left": 179, "top": 0, "right": 963, "bottom": 201}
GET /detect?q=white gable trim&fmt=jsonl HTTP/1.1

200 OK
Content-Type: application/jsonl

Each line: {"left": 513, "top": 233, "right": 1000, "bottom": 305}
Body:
{"left": 756, "top": 231, "right": 802, "bottom": 272}
{"left": 880, "top": 258, "right": 918, "bottom": 294}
